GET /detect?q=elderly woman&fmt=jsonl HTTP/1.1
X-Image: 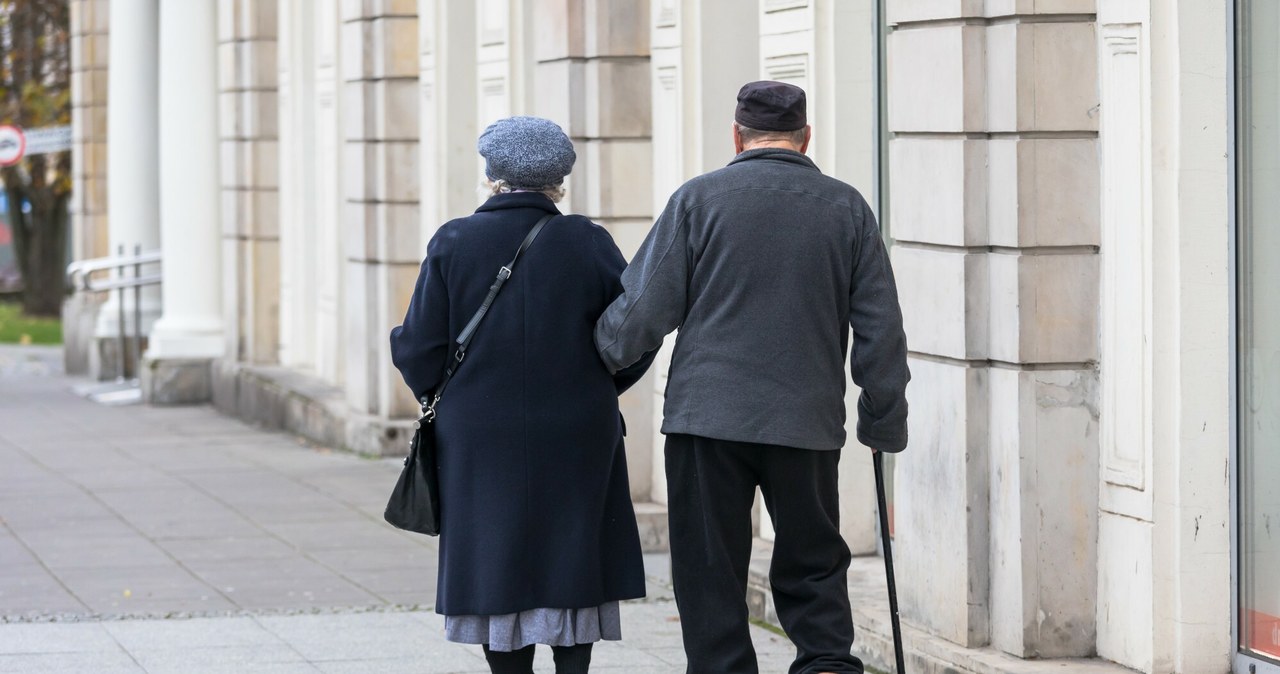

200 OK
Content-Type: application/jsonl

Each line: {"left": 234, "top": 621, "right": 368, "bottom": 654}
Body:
{"left": 389, "top": 116, "right": 653, "bottom": 674}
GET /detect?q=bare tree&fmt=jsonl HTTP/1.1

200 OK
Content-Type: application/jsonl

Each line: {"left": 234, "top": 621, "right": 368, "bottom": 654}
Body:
{"left": 0, "top": 0, "right": 70, "bottom": 317}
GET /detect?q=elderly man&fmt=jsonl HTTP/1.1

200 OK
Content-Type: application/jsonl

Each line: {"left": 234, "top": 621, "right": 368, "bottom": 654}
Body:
{"left": 594, "top": 81, "right": 910, "bottom": 674}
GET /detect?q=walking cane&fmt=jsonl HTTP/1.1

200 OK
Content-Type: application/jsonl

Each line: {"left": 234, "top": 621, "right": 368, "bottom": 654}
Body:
{"left": 873, "top": 451, "right": 906, "bottom": 674}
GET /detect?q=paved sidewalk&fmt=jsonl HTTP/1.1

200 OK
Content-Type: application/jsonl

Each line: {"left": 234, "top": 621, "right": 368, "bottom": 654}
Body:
{"left": 0, "top": 603, "right": 789, "bottom": 673}
{"left": 0, "top": 346, "right": 794, "bottom": 672}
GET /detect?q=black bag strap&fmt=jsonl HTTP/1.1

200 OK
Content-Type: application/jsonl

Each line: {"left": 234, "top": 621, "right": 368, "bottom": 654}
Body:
{"left": 423, "top": 212, "right": 555, "bottom": 414}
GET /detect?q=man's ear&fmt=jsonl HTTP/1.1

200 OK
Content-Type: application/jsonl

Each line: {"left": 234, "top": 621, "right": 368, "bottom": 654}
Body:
{"left": 732, "top": 123, "right": 745, "bottom": 154}
{"left": 799, "top": 125, "right": 812, "bottom": 154}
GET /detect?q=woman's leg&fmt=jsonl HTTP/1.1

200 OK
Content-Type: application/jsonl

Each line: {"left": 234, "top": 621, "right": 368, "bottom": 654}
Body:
{"left": 482, "top": 644, "right": 536, "bottom": 674}
{"left": 551, "top": 643, "right": 593, "bottom": 674}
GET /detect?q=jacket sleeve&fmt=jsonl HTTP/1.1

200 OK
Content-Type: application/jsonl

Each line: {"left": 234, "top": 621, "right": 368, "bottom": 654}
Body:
{"left": 594, "top": 195, "right": 689, "bottom": 373}
{"left": 591, "top": 226, "right": 659, "bottom": 393}
{"left": 389, "top": 229, "right": 452, "bottom": 401}
{"left": 849, "top": 199, "right": 911, "bottom": 452}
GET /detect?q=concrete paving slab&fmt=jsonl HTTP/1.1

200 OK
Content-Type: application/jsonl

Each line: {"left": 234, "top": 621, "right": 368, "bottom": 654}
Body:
{"left": 103, "top": 616, "right": 283, "bottom": 650}
{"left": 129, "top": 644, "right": 311, "bottom": 674}
{"left": 0, "top": 345, "right": 62, "bottom": 378}
{"left": 336, "top": 566, "right": 437, "bottom": 596}
{"left": 58, "top": 466, "right": 188, "bottom": 493}
{"left": 0, "top": 621, "right": 120, "bottom": 654}
{"left": 156, "top": 535, "right": 299, "bottom": 563}
{"left": 0, "top": 576, "right": 89, "bottom": 618}
{"left": 146, "top": 663, "right": 320, "bottom": 674}
{"left": 313, "top": 660, "right": 488, "bottom": 674}
{"left": 303, "top": 544, "right": 435, "bottom": 572}
{"left": 185, "top": 559, "right": 379, "bottom": 610}
{"left": 24, "top": 536, "right": 175, "bottom": 570}
{"left": 0, "top": 651, "right": 144, "bottom": 674}
{"left": 261, "top": 521, "right": 408, "bottom": 552}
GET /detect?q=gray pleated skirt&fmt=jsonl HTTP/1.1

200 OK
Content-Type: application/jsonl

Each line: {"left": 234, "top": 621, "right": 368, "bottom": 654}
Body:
{"left": 444, "top": 601, "right": 622, "bottom": 652}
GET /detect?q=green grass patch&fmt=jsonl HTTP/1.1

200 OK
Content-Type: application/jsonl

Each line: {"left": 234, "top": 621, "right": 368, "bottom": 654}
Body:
{"left": 0, "top": 302, "right": 62, "bottom": 344}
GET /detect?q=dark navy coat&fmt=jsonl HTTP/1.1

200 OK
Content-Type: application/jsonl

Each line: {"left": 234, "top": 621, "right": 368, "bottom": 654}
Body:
{"left": 390, "top": 192, "right": 653, "bottom": 616}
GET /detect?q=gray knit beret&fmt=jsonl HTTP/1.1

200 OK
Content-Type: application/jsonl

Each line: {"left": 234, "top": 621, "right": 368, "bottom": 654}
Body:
{"left": 477, "top": 116, "right": 576, "bottom": 189}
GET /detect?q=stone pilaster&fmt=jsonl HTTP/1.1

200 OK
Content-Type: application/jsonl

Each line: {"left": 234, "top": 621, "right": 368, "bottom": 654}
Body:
{"left": 65, "top": 0, "right": 111, "bottom": 376}
{"left": 69, "top": 0, "right": 110, "bottom": 264}
{"left": 219, "top": 0, "right": 280, "bottom": 366}
{"left": 887, "top": 0, "right": 1101, "bottom": 657}
{"left": 144, "top": 0, "right": 226, "bottom": 405}
{"left": 647, "top": 0, "right": 755, "bottom": 505}
{"left": 340, "top": 1, "right": 421, "bottom": 453}
{"left": 1096, "top": 2, "right": 1232, "bottom": 672}
{"left": 94, "top": 0, "right": 162, "bottom": 381}
{"left": 418, "top": 0, "right": 477, "bottom": 234}
{"left": 887, "top": 7, "right": 997, "bottom": 627}
{"left": 532, "top": 0, "right": 656, "bottom": 499}
{"left": 532, "top": 0, "right": 651, "bottom": 254}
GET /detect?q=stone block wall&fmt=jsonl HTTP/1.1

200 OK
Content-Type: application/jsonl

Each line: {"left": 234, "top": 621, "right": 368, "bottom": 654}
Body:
{"left": 886, "top": 0, "right": 1101, "bottom": 658}
{"left": 67, "top": 0, "right": 111, "bottom": 376}
{"left": 544, "top": 0, "right": 656, "bottom": 501}
{"left": 341, "top": 0, "right": 421, "bottom": 440}
{"left": 528, "top": 0, "right": 652, "bottom": 259}
{"left": 418, "top": 0, "right": 477, "bottom": 236}
{"left": 69, "top": 0, "right": 110, "bottom": 264}
{"left": 218, "top": 0, "right": 281, "bottom": 365}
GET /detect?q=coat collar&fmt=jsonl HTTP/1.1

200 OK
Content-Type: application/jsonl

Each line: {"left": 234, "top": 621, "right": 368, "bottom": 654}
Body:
{"left": 475, "top": 191, "right": 563, "bottom": 214}
{"left": 727, "top": 147, "right": 821, "bottom": 172}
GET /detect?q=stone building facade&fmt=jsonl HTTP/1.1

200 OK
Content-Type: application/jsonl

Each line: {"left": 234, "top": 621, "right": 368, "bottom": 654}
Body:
{"left": 65, "top": 1, "right": 1272, "bottom": 673}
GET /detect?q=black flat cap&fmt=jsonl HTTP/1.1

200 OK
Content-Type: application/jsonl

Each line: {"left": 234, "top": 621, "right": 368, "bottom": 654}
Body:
{"left": 735, "top": 81, "right": 807, "bottom": 132}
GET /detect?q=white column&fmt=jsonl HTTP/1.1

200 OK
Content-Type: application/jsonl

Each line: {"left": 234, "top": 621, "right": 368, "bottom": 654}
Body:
{"left": 96, "top": 0, "right": 160, "bottom": 341}
{"left": 147, "top": 0, "right": 223, "bottom": 359}
{"left": 420, "top": 0, "right": 477, "bottom": 243}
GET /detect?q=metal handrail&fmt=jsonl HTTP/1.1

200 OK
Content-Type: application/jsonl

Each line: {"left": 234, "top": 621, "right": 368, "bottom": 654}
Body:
{"left": 66, "top": 245, "right": 162, "bottom": 385}
{"left": 86, "top": 274, "right": 163, "bottom": 293}
{"left": 67, "top": 250, "right": 162, "bottom": 292}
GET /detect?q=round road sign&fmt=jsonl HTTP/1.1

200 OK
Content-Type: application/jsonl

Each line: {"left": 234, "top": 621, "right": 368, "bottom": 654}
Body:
{"left": 0, "top": 125, "right": 26, "bottom": 166}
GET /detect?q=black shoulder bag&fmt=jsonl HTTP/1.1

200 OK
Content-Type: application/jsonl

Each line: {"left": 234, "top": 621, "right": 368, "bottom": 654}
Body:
{"left": 384, "top": 213, "right": 555, "bottom": 536}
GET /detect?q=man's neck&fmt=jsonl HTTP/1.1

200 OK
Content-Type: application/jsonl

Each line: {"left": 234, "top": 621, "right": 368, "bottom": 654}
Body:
{"left": 740, "top": 141, "right": 803, "bottom": 153}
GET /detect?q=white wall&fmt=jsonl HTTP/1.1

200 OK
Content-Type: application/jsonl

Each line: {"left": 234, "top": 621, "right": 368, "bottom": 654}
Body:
{"left": 1096, "top": 1, "right": 1232, "bottom": 671}
{"left": 277, "top": 0, "right": 344, "bottom": 384}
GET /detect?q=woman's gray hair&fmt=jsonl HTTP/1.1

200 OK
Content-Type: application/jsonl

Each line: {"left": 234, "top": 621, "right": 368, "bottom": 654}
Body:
{"left": 485, "top": 178, "right": 566, "bottom": 203}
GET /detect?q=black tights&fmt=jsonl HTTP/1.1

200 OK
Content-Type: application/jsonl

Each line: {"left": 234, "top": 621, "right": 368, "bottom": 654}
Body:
{"left": 482, "top": 643, "right": 593, "bottom": 674}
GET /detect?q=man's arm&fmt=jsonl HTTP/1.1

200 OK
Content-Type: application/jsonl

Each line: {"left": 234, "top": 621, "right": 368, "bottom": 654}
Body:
{"left": 849, "top": 199, "right": 911, "bottom": 452}
{"left": 594, "top": 196, "right": 690, "bottom": 373}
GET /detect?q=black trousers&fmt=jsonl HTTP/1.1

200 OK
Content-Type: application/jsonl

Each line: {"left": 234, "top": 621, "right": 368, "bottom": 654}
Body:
{"left": 665, "top": 434, "right": 863, "bottom": 674}
{"left": 482, "top": 643, "right": 592, "bottom": 674}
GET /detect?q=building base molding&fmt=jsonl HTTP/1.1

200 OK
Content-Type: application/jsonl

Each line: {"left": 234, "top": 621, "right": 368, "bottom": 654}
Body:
{"left": 211, "top": 360, "right": 384, "bottom": 457}
{"left": 61, "top": 293, "right": 104, "bottom": 376}
{"left": 141, "top": 357, "right": 213, "bottom": 404}
{"left": 746, "top": 541, "right": 1134, "bottom": 674}
{"left": 633, "top": 501, "right": 668, "bottom": 554}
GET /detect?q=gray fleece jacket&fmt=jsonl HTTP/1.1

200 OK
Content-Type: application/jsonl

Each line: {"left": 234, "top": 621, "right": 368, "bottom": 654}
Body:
{"left": 594, "top": 148, "right": 910, "bottom": 452}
